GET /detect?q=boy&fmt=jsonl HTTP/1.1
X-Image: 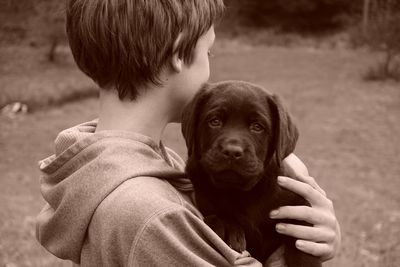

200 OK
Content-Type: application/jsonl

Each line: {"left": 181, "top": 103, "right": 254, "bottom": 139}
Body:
{"left": 36, "top": 0, "right": 340, "bottom": 266}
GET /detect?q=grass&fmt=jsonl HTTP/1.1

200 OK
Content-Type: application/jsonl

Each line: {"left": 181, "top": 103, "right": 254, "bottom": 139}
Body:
{"left": 1, "top": 40, "right": 399, "bottom": 267}
{"left": 0, "top": 45, "right": 97, "bottom": 110}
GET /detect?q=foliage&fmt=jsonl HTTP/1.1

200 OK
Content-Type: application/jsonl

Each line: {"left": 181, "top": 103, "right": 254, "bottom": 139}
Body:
{"left": 0, "top": 0, "right": 365, "bottom": 44}
{"left": 362, "top": 0, "right": 400, "bottom": 81}
{"left": 0, "top": 0, "right": 66, "bottom": 61}
{"left": 223, "top": 0, "right": 364, "bottom": 33}
{"left": 0, "top": 0, "right": 33, "bottom": 43}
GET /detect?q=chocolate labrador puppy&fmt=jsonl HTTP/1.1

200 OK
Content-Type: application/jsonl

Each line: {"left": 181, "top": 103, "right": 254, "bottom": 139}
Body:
{"left": 181, "top": 81, "right": 321, "bottom": 266}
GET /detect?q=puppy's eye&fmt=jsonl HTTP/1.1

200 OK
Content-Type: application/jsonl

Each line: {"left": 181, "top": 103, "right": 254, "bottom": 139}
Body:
{"left": 250, "top": 122, "right": 264, "bottom": 133}
{"left": 208, "top": 118, "right": 222, "bottom": 128}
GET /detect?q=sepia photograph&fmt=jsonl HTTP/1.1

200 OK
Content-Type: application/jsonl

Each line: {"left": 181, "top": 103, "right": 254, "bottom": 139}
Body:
{"left": 0, "top": 0, "right": 399, "bottom": 266}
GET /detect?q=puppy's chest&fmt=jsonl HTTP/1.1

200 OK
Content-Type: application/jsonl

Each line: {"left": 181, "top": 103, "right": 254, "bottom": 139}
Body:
{"left": 210, "top": 183, "right": 280, "bottom": 227}
{"left": 188, "top": 162, "right": 285, "bottom": 228}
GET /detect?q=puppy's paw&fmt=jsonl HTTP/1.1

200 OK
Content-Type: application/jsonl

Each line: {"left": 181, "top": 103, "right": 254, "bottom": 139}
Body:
{"left": 204, "top": 215, "right": 246, "bottom": 252}
{"left": 225, "top": 222, "right": 246, "bottom": 252}
{"left": 204, "top": 215, "right": 226, "bottom": 240}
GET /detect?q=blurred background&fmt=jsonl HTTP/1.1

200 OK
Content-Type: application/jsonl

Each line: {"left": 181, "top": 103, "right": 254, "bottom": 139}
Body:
{"left": 1, "top": 0, "right": 399, "bottom": 266}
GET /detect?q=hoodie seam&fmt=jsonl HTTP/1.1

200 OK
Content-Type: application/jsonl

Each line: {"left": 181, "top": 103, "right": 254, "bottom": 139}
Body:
{"left": 127, "top": 205, "right": 184, "bottom": 265}
{"left": 161, "top": 179, "right": 186, "bottom": 206}
{"left": 41, "top": 136, "right": 165, "bottom": 175}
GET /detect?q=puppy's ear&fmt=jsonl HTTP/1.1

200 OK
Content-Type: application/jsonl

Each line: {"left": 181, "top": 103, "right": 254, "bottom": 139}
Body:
{"left": 181, "top": 84, "right": 211, "bottom": 157}
{"left": 267, "top": 94, "right": 299, "bottom": 166}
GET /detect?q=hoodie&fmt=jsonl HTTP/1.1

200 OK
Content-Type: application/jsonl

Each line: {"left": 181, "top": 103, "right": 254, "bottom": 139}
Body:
{"left": 36, "top": 120, "right": 263, "bottom": 267}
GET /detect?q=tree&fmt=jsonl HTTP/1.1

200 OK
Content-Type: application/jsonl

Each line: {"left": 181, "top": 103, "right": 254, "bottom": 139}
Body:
{"left": 363, "top": 0, "right": 371, "bottom": 35}
{"left": 363, "top": 0, "right": 400, "bottom": 80}
{"left": 29, "top": 0, "right": 66, "bottom": 62}
{"left": 0, "top": 0, "right": 33, "bottom": 44}
{"left": 0, "top": 0, "right": 66, "bottom": 61}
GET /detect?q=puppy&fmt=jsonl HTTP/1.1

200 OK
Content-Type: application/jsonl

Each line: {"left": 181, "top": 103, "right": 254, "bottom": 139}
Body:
{"left": 181, "top": 81, "right": 321, "bottom": 266}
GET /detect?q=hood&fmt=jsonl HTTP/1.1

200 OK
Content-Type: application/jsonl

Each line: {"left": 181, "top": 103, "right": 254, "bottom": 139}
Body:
{"left": 36, "top": 119, "right": 192, "bottom": 263}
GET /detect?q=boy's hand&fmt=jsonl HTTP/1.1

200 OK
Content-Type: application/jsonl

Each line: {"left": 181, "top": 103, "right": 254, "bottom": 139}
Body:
{"left": 269, "top": 154, "right": 341, "bottom": 262}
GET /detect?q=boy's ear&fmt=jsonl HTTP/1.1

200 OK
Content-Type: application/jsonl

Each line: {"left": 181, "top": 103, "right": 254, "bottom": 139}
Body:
{"left": 171, "top": 33, "right": 183, "bottom": 73}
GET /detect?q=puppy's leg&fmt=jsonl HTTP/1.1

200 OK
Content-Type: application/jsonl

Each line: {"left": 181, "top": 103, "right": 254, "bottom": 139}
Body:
{"left": 204, "top": 215, "right": 226, "bottom": 240}
{"left": 225, "top": 220, "right": 246, "bottom": 252}
{"left": 283, "top": 240, "right": 322, "bottom": 267}
{"left": 204, "top": 215, "right": 246, "bottom": 252}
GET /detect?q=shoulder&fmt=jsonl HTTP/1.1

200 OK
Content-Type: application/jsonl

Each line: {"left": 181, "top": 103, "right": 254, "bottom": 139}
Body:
{"left": 93, "top": 176, "right": 191, "bottom": 230}
{"left": 128, "top": 204, "right": 261, "bottom": 266}
{"left": 128, "top": 204, "right": 206, "bottom": 266}
{"left": 84, "top": 176, "right": 200, "bottom": 265}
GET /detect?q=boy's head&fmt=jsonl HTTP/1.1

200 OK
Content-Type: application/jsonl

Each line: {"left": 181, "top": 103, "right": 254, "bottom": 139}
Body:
{"left": 66, "top": 0, "right": 225, "bottom": 101}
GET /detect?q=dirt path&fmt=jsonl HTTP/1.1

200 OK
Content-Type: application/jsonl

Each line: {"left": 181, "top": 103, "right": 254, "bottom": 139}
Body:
{"left": 1, "top": 46, "right": 399, "bottom": 267}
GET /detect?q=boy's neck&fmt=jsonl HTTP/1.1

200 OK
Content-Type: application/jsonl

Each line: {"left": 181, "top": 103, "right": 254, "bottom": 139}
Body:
{"left": 95, "top": 86, "right": 174, "bottom": 144}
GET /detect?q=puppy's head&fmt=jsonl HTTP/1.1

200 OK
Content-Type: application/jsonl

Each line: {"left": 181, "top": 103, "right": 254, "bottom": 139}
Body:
{"left": 182, "top": 81, "right": 298, "bottom": 191}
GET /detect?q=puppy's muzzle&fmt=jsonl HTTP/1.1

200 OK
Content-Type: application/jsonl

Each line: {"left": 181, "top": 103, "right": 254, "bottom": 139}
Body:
{"left": 220, "top": 140, "right": 244, "bottom": 161}
{"left": 205, "top": 136, "right": 261, "bottom": 174}
{"left": 200, "top": 137, "right": 264, "bottom": 191}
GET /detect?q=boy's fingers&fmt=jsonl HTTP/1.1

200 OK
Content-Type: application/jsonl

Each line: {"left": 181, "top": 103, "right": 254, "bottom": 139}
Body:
{"left": 282, "top": 153, "right": 309, "bottom": 177}
{"left": 295, "top": 240, "right": 334, "bottom": 261}
{"left": 270, "top": 206, "right": 334, "bottom": 226}
{"left": 277, "top": 176, "right": 327, "bottom": 206}
{"left": 275, "top": 223, "right": 336, "bottom": 243}
{"left": 294, "top": 174, "right": 326, "bottom": 197}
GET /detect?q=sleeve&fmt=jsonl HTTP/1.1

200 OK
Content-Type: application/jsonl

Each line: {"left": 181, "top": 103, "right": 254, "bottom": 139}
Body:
{"left": 128, "top": 206, "right": 263, "bottom": 267}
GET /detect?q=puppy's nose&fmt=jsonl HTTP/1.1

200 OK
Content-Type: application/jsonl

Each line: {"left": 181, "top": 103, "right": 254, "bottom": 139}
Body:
{"left": 222, "top": 143, "right": 244, "bottom": 160}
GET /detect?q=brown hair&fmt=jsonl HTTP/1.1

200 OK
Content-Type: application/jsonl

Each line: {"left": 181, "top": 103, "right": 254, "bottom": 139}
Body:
{"left": 66, "top": 0, "right": 225, "bottom": 100}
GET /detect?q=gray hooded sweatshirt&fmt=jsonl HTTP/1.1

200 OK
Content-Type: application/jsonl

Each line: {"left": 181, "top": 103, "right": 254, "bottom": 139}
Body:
{"left": 35, "top": 120, "right": 265, "bottom": 266}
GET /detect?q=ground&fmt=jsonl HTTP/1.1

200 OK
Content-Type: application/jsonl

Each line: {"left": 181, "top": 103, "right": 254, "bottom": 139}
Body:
{"left": 0, "top": 41, "right": 399, "bottom": 267}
